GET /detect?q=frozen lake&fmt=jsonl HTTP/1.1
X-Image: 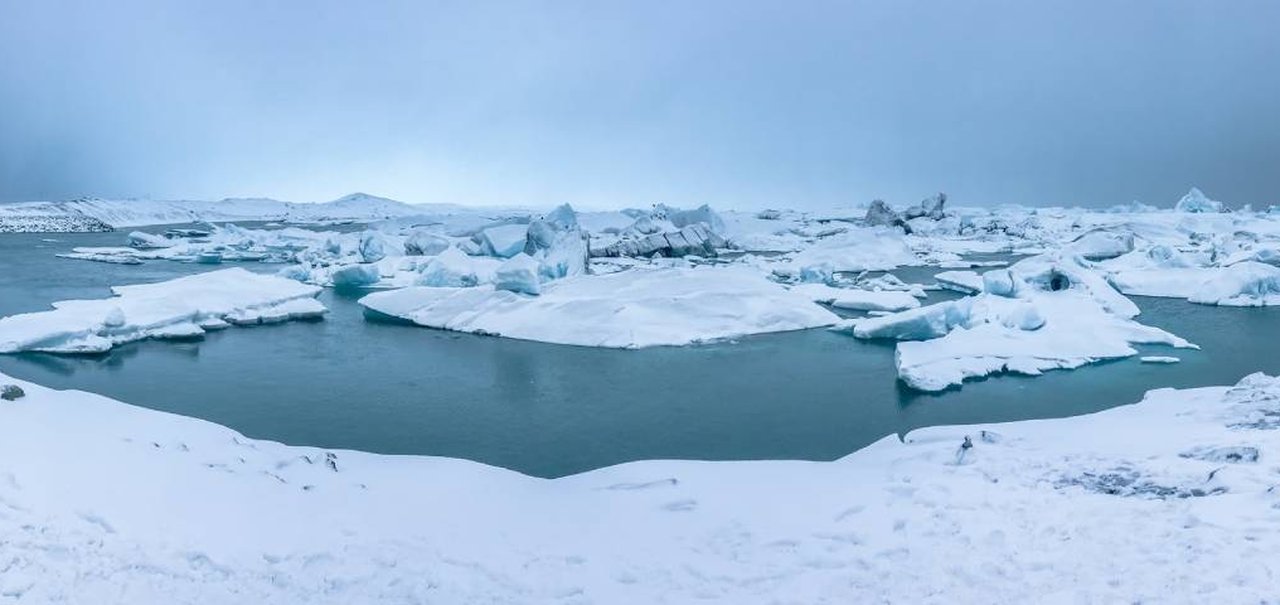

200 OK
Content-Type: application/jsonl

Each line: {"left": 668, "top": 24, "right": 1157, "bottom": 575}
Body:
{"left": 3, "top": 229, "right": 1279, "bottom": 477}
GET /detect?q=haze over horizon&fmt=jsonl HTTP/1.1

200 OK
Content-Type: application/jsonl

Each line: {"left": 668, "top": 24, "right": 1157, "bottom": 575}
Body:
{"left": 2, "top": 0, "right": 1278, "bottom": 209}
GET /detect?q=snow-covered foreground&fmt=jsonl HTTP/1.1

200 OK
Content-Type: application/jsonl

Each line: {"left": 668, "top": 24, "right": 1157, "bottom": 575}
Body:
{"left": 360, "top": 265, "right": 839, "bottom": 348}
{"left": 2, "top": 370, "right": 1279, "bottom": 602}
{"left": 0, "top": 268, "right": 325, "bottom": 354}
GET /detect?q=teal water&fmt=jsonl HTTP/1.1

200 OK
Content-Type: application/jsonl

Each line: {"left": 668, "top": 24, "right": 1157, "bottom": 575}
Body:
{"left": 2, "top": 229, "right": 1278, "bottom": 478}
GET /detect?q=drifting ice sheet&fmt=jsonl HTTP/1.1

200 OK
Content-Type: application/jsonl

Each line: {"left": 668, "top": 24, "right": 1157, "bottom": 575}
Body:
{"left": 0, "top": 268, "right": 326, "bottom": 354}
{"left": 360, "top": 266, "right": 839, "bottom": 347}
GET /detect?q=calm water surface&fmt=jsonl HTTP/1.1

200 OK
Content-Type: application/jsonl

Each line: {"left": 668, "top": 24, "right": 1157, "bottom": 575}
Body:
{"left": 3, "top": 229, "right": 1278, "bottom": 477}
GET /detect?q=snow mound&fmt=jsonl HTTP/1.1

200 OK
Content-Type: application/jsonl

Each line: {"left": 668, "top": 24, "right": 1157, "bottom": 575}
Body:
{"left": 361, "top": 266, "right": 839, "bottom": 348}
{"left": 0, "top": 268, "right": 326, "bottom": 354}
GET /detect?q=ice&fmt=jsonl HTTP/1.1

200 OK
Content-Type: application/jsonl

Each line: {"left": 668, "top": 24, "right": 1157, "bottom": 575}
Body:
{"left": 843, "top": 253, "right": 1195, "bottom": 390}
{"left": 793, "top": 284, "right": 922, "bottom": 312}
{"left": 127, "top": 231, "right": 174, "bottom": 249}
{"left": 1174, "top": 187, "right": 1225, "bottom": 213}
{"left": 1140, "top": 356, "right": 1180, "bottom": 363}
{"left": 477, "top": 223, "right": 529, "bottom": 258}
{"left": 1187, "top": 261, "right": 1280, "bottom": 306}
{"left": 1065, "top": 229, "right": 1135, "bottom": 260}
{"left": 787, "top": 227, "right": 918, "bottom": 274}
{"left": 357, "top": 231, "right": 388, "bottom": 262}
{"left": 361, "top": 265, "right": 839, "bottom": 347}
{"left": 4, "top": 368, "right": 1280, "bottom": 602}
{"left": 934, "top": 270, "right": 983, "bottom": 294}
{"left": 524, "top": 203, "right": 588, "bottom": 280}
{"left": 403, "top": 229, "right": 451, "bottom": 256}
{"left": 330, "top": 263, "right": 382, "bottom": 289}
{"left": 0, "top": 268, "right": 326, "bottom": 354}
{"left": 663, "top": 203, "right": 726, "bottom": 234}
{"left": 493, "top": 253, "right": 542, "bottom": 295}
{"left": 416, "top": 246, "right": 500, "bottom": 287}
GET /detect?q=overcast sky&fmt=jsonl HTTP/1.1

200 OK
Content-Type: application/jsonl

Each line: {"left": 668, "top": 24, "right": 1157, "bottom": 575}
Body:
{"left": 1, "top": 0, "right": 1277, "bottom": 208}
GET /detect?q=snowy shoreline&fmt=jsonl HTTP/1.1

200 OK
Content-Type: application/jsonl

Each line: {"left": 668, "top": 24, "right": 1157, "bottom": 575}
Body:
{"left": 2, "top": 369, "right": 1278, "bottom": 602}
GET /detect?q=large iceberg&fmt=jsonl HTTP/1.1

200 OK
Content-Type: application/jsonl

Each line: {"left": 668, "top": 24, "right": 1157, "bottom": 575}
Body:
{"left": 361, "top": 265, "right": 839, "bottom": 348}
{"left": 844, "top": 254, "right": 1195, "bottom": 391}
{"left": 0, "top": 268, "right": 326, "bottom": 354}
{"left": 524, "top": 203, "right": 588, "bottom": 280}
{"left": 1174, "top": 187, "right": 1225, "bottom": 213}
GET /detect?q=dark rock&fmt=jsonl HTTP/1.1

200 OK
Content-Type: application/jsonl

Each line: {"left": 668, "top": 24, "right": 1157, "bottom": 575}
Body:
{"left": 1, "top": 384, "right": 25, "bottom": 401}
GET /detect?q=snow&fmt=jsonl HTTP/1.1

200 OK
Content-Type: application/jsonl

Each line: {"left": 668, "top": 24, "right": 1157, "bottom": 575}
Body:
{"left": 843, "top": 254, "right": 1196, "bottom": 391}
{"left": 785, "top": 227, "right": 918, "bottom": 274}
{"left": 3, "top": 369, "right": 1280, "bottom": 602}
{"left": 0, "top": 268, "right": 326, "bottom": 354}
{"left": 360, "top": 266, "right": 839, "bottom": 347}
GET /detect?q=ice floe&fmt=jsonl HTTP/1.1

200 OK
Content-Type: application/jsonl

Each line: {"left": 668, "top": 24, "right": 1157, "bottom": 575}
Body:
{"left": 360, "top": 265, "right": 839, "bottom": 347}
{"left": 842, "top": 253, "right": 1196, "bottom": 391}
{"left": 0, "top": 268, "right": 326, "bottom": 354}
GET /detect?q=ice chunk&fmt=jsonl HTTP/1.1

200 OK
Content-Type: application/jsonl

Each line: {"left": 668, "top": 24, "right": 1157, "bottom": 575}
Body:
{"left": 361, "top": 266, "right": 839, "bottom": 348}
{"left": 1174, "top": 187, "right": 1224, "bottom": 213}
{"left": 935, "top": 270, "right": 983, "bottom": 294}
{"left": 358, "top": 231, "right": 388, "bottom": 262}
{"left": 1065, "top": 230, "right": 1135, "bottom": 260}
{"left": 416, "top": 246, "right": 499, "bottom": 287}
{"left": 0, "top": 268, "right": 326, "bottom": 354}
{"left": 1187, "top": 261, "right": 1280, "bottom": 306}
{"left": 127, "top": 231, "right": 173, "bottom": 249}
{"left": 493, "top": 253, "right": 542, "bottom": 295}
{"left": 666, "top": 204, "right": 726, "bottom": 234}
{"left": 845, "top": 253, "right": 1194, "bottom": 391}
{"left": 478, "top": 224, "right": 529, "bottom": 258}
{"left": 524, "top": 204, "right": 587, "bottom": 280}
{"left": 404, "top": 229, "right": 450, "bottom": 256}
{"left": 331, "top": 263, "right": 382, "bottom": 289}
{"left": 1140, "top": 356, "right": 1180, "bottom": 364}
{"left": 787, "top": 227, "right": 917, "bottom": 273}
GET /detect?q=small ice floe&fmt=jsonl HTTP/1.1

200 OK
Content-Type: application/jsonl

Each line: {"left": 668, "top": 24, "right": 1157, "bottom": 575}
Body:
{"left": 0, "top": 268, "right": 327, "bottom": 354}
{"left": 1140, "top": 356, "right": 1181, "bottom": 364}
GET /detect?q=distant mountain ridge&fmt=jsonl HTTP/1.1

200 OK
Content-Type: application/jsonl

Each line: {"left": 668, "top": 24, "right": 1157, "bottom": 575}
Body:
{"left": 0, "top": 193, "right": 452, "bottom": 231}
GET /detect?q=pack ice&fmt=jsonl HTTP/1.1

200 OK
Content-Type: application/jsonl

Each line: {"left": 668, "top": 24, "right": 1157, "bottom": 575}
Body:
{"left": 0, "top": 268, "right": 326, "bottom": 354}
{"left": 843, "top": 253, "right": 1196, "bottom": 391}
{"left": 360, "top": 265, "right": 839, "bottom": 348}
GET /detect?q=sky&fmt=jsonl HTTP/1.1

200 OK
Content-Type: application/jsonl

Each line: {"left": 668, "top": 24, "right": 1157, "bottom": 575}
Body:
{"left": 1, "top": 0, "right": 1278, "bottom": 209}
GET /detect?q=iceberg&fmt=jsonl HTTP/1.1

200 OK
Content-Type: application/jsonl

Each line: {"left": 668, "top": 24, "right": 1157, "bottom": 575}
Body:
{"left": 524, "top": 203, "right": 588, "bottom": 280}
{"left": 331, "top": 263, "right": 382, "bottom": 289}
{"left": 416, "top": 246, "right": 500, "bottom": 287}
{"left": 934, "top": 270, "right": 983, "bottom": 294}
{"left": 403, "top": 229, "right": 451, "bottom": 256}
{"left": 1174, "top": 187, "right": 1225, "bottom": 213}
{"left": 493, "top": 253, "right": 542, "bottom": 295}
{"left": 361, "top": 265, "right": 839, "bottom": 348}
{"left": 844, "top": 254, "right": 1195, "bottom": 391}
{"left": 1187, "top": 261, "right": 1280, "bottom": 306}
{"left": 477, "top": 223, "right": 529, "bottom": 258}
{"left": 0, "top": 268, "right": 326, "bottom": 354}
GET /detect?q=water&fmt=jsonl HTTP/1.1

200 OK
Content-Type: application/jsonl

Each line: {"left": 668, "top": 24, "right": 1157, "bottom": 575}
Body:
{"left": 3, "top": 229, "right": 1279, "bottom": 478}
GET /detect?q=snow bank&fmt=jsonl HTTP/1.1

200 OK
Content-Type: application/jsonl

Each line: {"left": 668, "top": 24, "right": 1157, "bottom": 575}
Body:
{"left": 845, "top": 254, "right": 1195, "bottom": 391}
{"left": 2, "top": 369, "right": 1279, "bottom": 602}
{"left": 361, "top": 266, "right": 839, "bottom": 347}
{"left": 0, "top": 268, "right": 326, "bottom": 354}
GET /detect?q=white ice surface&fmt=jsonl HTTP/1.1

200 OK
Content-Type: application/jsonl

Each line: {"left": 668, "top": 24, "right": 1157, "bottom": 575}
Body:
{"left": 0, "top": 268, "right": 326, "bottom": 353}
{"left": 360, "top": 266, "right": 839, "bottom": 347}
{"left": 2, "top": 370, "right": 1279, "bottom": 602}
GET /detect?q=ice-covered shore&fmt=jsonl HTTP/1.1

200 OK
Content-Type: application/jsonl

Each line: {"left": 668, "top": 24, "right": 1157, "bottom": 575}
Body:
{"left": 2, "top": 369, "right": 1278, "bottom": 602}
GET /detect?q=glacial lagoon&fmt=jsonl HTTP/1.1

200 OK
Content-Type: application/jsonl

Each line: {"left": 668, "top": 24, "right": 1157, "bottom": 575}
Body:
{"left": 3, "top": 229, "right": 1279, "bottom": 478}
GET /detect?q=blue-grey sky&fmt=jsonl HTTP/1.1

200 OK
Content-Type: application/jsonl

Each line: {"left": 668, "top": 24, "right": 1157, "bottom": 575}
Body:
{"left": 1, "top": 0, "right": 1277, "bottom": 208}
